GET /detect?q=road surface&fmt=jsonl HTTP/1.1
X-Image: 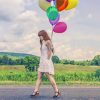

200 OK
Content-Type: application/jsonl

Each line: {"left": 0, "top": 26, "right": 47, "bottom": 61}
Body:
{"left": 0, "top": 86, "right": 100, "bottom": 100}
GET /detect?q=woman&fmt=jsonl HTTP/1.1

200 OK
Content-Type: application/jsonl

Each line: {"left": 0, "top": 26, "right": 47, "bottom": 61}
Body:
{"left": 31, "top": 30, "right": 61, "bottom": 98}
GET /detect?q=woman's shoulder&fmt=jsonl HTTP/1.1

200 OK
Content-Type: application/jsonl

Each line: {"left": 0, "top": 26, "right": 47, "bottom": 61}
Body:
{"left": 45, "top": 40, "right": 52, "bottom": 45}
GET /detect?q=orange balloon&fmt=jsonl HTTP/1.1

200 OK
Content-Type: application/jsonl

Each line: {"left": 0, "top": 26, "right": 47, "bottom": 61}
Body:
{"left": 56, "top": 0, "right": 68, "bottom": 11}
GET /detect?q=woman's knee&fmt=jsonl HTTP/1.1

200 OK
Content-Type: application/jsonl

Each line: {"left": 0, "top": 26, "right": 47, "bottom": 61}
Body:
{"left": 38, "top": 71, "right": 43, "bottom": 80}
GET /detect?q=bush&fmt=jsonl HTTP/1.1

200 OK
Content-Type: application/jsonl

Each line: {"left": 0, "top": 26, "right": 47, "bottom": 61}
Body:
{"left": 95, "top": 69, "right": 100, "bottom": 79}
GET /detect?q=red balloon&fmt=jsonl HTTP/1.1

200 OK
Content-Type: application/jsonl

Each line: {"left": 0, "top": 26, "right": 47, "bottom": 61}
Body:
{"left": 56, "top": 0, "right": 68, "bottom": 11}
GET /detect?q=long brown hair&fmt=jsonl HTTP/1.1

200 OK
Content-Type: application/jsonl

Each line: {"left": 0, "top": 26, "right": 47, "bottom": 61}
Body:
{"left": 38, "top": 30, "right": 54, "bottom": 55}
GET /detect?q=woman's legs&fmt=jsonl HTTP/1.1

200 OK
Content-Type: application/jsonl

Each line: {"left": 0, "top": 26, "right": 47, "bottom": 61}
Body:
{"left": 34, "top": 71, "right": 43, "bottom": 92}
{"left": 45, "top": 72, "right": 58, "bottom": 92}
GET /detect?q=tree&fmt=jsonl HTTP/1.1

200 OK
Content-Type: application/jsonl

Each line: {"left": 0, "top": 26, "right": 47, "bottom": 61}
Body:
{"left": 15, "top": 58, "right": 24, "bottom": 65}
{"left": 60, "top": 59, "right": 74, "bottom": 65}
{"left": 1, "top": 55, "right": 9, "bottom": 65}
{"left": 91, "top": 55, "right": 100, "bottom": 66}
{"left": 9, "top": 58, "right": 14, "bottom": 65}
{"left": 24, "top": 56, "right": 40, "bottom": 71}
{"left": 70, "top": 60, "right": 75, "bottom": 65}
{"left": 95, "top": 69, "right": 100, "bottom": 79}
{"left": 52, "top": 55, "right": 60, "bottom": 64}
{"left": 0, "top": 57, "right": 2, "bottom": 64}
{"left": 63, "top": 60, "right": 70, "bottom": 64}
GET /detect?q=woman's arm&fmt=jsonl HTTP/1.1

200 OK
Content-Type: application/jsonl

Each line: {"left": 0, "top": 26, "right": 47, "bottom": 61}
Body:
{"left": 46, "top": 40, "right": 52, "bottom": 60}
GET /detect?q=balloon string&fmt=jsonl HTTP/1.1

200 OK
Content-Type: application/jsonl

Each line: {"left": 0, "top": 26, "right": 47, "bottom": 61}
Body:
{"left": 51, "top": 26, "right": 54, "bottom": 41}
{"left": 51, "top": 26, "right": 55, "bottom": 55}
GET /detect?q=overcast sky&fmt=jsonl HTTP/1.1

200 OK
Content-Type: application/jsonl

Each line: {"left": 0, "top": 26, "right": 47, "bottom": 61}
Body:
{"left": 0, "top": 0, "right": 100, "bottom": 60}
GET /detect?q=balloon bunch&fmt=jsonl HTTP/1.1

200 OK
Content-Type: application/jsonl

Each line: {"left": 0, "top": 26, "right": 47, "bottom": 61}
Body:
{"left": 39, "top": 0, "right": 78, "bottom": 40}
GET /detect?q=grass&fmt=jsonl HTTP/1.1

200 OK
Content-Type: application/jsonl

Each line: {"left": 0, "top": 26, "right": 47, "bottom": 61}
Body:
{"left": 0, "top": 64, "right": 100, "bottom": 86}
{"left": 0, "top": 81, "right": 100, "bottom": 87}
{"left": 54, "top": 64, "right": 100, "bottom": 72}
{"left": 0, "top": 64, "right": 99, "bottom": 72}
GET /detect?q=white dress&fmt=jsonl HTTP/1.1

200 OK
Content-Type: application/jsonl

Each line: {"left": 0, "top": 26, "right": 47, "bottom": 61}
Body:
{"left": 38, "top": 40, "right": 54, "bottom": 75}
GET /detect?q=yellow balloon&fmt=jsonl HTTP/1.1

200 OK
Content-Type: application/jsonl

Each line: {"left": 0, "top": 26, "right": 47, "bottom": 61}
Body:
{"left": 39, "top": 0, "right": 51, "bottom": 11}
{"left": 66, "top": 0, "right": 78, "bottom": 10}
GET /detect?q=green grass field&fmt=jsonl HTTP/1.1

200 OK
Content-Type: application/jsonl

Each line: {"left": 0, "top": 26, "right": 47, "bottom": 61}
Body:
{"left": 0, "top": 64, "right": 100, "bottom": 86}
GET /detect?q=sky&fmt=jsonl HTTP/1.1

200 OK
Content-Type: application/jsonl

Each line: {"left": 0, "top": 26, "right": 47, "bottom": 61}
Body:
{"left": 0, "top": 0, "right": 100, "bottom": 60}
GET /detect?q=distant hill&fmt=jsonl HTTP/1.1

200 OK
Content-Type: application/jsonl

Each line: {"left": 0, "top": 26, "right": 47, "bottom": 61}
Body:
{"left": 0, "top": 52, "right": 38, "bottom": 59}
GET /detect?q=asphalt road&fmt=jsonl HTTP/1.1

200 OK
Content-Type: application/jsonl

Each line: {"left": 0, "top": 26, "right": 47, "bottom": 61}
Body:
{"left": 0, "top": 86, "right": 100, "bottom": 100}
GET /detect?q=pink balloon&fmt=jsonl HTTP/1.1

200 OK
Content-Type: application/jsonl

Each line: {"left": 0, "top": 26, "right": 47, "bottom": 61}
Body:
{"left": 53, "top": 22, "right": 67, "bottom": 33}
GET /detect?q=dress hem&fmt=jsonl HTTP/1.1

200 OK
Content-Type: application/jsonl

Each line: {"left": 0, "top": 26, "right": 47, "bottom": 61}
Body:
{"left": 38, "top": 68, "right": 54, "bottom": 75}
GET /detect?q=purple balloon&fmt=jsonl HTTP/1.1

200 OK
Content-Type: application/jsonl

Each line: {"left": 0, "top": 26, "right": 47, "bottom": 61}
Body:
{"left": 46, "top": 0, "right": 56, "bottom": 6}
{"left": 46, "top": 0, "right": 55, "bottom": 2}
{"left": 49, "top": 14, "right": 60, "bottom": 26}
{"left": 53, "top": 22, "right": 67, "bottom": 33}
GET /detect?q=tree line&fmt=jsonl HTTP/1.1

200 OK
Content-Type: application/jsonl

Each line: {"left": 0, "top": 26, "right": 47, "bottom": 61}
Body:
{"left": 0, "top": 55, "right": 100, "bottom": 71}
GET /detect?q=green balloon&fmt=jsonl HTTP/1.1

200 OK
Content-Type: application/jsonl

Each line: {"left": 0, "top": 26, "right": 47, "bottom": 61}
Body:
{"left": 46, "top": 6, "right": 58, "bottom": 20}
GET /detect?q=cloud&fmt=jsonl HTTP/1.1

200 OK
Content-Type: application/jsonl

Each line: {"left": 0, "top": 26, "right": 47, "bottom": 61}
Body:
{"left": 87, "top": 13, "right": 93, "bottom": 19}
{"left": 0, "top": 0, "right": 41, "bottom": 55}
{"left": 61, "top": 9, "right": 77, "bottom": 21}
{"left": 0, "top": 0, "right": 41, "bottom": 41}
{"left": 57, "top": 48, "right": 100, "bottom": 61}
{"left": 0, "top": 0, "right": 24, "bottom": 21}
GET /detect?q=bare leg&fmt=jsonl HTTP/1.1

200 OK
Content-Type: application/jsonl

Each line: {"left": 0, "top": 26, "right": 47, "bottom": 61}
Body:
{"left": 34, "top": 71, "right": 43, "bottom": 92}
{"left": 45, "top": 72, "right": 58, "bottom": 92}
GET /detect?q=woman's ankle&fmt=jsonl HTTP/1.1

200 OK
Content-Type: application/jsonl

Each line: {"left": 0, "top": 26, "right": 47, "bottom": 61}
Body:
{"left": 55, "top": 89, "right": 59, "bottom": 92}
{"left": 34, "top": 89, "right": 39, "bottom": 92}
